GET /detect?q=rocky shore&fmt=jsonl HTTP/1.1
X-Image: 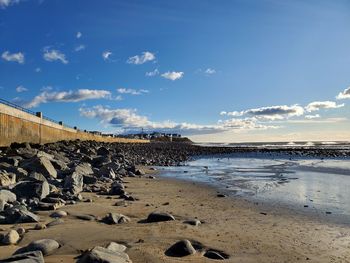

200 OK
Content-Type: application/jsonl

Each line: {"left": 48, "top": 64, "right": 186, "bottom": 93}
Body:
{"left": 0, "top": 140, "right": 349, "bottom": 262}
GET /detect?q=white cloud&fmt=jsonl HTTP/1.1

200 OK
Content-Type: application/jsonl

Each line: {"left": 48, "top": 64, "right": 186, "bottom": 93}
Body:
{"left": 1, "top": 51, "right": 24, "bottom": 64}
{"left": 15, "top": 85, "right": 27, "bottom": 93}
{"left": 74, "top": 45, "right": 85, "bottom": 52}
{"left": 76, "top": 31, "right": 82, "bottom": 39}
{"left": 305, "top": 114, "right": 320, "bottom": 119}
{"left": 102, "top": 51, "right": 112, "bottom": 61}
{"left": 336, "top": 87, "right": 350, "bottom": 100}
{"left": 161, "top": 71, "right": 184, "bottom": 81}
{"left": 23, "top": 89, "right": 111, "bottom": 108}
{"left": 205, "top": 68, "right": 216, "bottom": 75}
{"left": 35, "top": 67, "right": 41, "bottom": 73}
{"left": 219, "top": 118, "right": 279, "bottom": 130}
{"left": 145, "top": 69, "right": 159, "bottom": 77}
{"left": 127, "top": 51, "right": 155, "bottom": 65}
{"left": 43, "top": 48, "right": 68, "bottom": 64}
{"left": 117, "top": 88, "right": 149, "bottom": 95}
{"left": 0, "top": 0, "right": 20, "bottom": 8}
{"left": 222, "top": 105, "right": 304, "bottom": 120}
{"left": 305, "top": 101, "right": 344, "bottom": 112}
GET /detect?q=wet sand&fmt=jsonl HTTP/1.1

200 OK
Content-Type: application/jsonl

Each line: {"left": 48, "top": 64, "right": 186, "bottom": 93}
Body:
{"left": 0, "top": 173, "right": 349, "bottom": 262}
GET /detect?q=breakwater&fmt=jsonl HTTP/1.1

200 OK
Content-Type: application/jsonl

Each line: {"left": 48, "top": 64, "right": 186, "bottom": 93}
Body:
{"left": 0, "top": 100, "right": 148, "bottom": 147}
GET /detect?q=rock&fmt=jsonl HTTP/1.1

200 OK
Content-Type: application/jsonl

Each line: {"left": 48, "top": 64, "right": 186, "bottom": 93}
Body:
{"left": 20, "top": 156, "right": 57, "bottom": 179}
{"left": 37, "top": 201, "right": 64, "bottom": 211}
{"left": 78, "top": 246, "right": 131, "bottom": 263}
{"left": 34, "top": 223, "right": 46, "bottom": 230}
{"left": 110, "top": 182, "right": 125, "bottom": 195}
{"left": 73, "top": 162, "right": 94, "bottom": 176}
{"left": 0, "top": 190, "right": 17, "bottom": 211}
{"left": 1, "top": 250, "right": 44, "bottom": 263}
{"left": 2, "top": 229, "right": 20, "bottom": 245}
{"left": 203, "top": 250, "right": 229, "bottom": 260}
{"left": 97, "top": 146, "right": 110, "bottom": 156}
{"left": 29, "top": 172, "right": 47, "bottom": 182}
{"left": 76, "top": 214, "right": 95, "bottom": 221}
{"left": 46, "top": 219, "right": 64, "bottom": 227}
{"left": 165, "top": 240, "right": 196, "bottom": 257}
{"left": 12, "top": 180, "right": 49, "bottom": 200}
{"left": 50, "top": 210, "right": 67, "bottom": 218}
{"left": 64, "top": 172, "right": 83, "bottom": 195}
{"left": 17, "top": 227, "right": 26, "bottom": 235}
{"left": 4, "top": 206, "right": 40, "bottom": 223}
{"left": 135, "top": 169, "right": 145, "bottom": 176}
{"left": 184, "top": 219, "right": 201, "bottom": 226}
{"left": 83, "top": 175, "right": 97, "bottom": 184}
{"left": 146, "top": 212, "right": 175, "bottom": 223}
{"left": 106, "top": 242, "right": 127, "bottom": 253}
{"left": 15, "top": 239, "right": 60, "bottom": 256}
{"left": 0, "top": 170, "right": 16, "bottom": 186}
{"left": 103, "top": 213, "right": 130, "bottom": 224}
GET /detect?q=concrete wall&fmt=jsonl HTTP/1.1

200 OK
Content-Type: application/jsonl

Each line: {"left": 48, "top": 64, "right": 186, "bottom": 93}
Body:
{"left": 0, "top": 103, "right": 148, "bottom": 147}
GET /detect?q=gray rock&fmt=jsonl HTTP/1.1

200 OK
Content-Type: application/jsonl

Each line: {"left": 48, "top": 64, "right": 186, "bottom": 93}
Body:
{"left": 73, "top": 162, "right": 94, "bottom": 176}
{"left": 12, "top": 180, "right": 49, "bottom": 200}
{"left": 78, "top": 246, "right": 131, "bottom": 263}
{"left": 165, "top": 240, "right": 196, "bottom": 257}
{"left": 106, "top": 242, "right": 127, "bottom": 253}
{"left": 0, "top": 189, "right": 17, "bottom": 211}
{"left": 76, "top": 214, "right": 95, "bottom": 221}
{"left": 110, "top": 182, "right": 125, "bottom": 195}
{"left": 4, "top": 206, "right": 40, "bottom": 223}
{"left": 146, "top": 212, "right": 175, "bottom": 223}
{"left": 103, "top": 213, "right": 130, "bottom": 224}
{"left": 0, "top": 250, "right": 44, "bottom": 263}
{"left": 2, "top": 229, "right": 20, "bottom": 245}
{"left": 64, "top": 172, "right": 83, "bottom": 195}
{"left": 46, "top": 218, "right": 64, "bottom": 227}
{"left": 50, "top": 210, "right": 67, "bottom": 218}
{"left": 20, "top": 156, "right": 57, "bottom": 179}
{"left": 203, "top": 250, "right": 229, "bottom": 260}
{"left": 29, "top": 172, "right": 47, "bottom": 182}
{"left": 15, "top": 239, "right": 60, "bottom": 256}
{"left": 97, "top": 146, "right": 110, "bottom": 156}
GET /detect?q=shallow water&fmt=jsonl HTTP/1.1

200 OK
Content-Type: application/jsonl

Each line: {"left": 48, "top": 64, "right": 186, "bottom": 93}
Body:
{"left": 158, "top": 157, "right": 350, "bottom": 223}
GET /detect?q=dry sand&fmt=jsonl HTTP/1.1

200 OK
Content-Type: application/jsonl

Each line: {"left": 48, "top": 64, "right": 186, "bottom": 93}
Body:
{"left": 1, "top": 171, "right": 349, "bottom": 262}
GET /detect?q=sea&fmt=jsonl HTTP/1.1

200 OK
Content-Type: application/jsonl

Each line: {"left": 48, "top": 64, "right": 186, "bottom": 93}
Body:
{"left": 158, "top": 141, "right": 350, "bottom": 224}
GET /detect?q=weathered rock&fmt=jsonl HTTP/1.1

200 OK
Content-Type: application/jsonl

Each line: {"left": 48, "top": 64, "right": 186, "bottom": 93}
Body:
{"left": 1, "top": 250, "right": 44, "bottom": 263}
{"left": 0, "top": 170, "right": 16, "bottom": 186}
{"left": 50, "top": 210, "right": 67, "bottom": 218}
{"left": 0, "top": 190, "right": 17, "bottom": 211}
{"left": 12, "top": 180, "right": 49, "bottom": 200}
{"left": 15, "top": 239, "right": 60, "bottom": 256}
{"left": 97, "top": 146, "right": 110, "bottom": 156}
{"left": 78, "top": 246, "right": 131, "bottom": 263}
{"left": 4, "top": 206, "right": 40, "bottom": 223}
{"left": 20, "top": 156, "right": 57, "bottom": 179}
{"left": 103, "top": 213, "right": 130, "bottom": 224}
{"left": 2, "top": 229, "right": 20, "bottom": 245}
{"left": 146, "top": 212, "right": 175, "bottom": 223}
{"left": 135, "top": 169, "right": 145, "bottom": 176}
{"left": 64, "top": 172, "right": 83, "bottom": 195}
{"left": 73, "top": 162, "right": 94, "bottom": 175}
{"left": 46, "top": 218, "right": 64, "bottom": 227}
{"left": 76, "top": 214, "right": 95, "bottom": 221}
{"left": 34, "top": 223, "right": 46, "bottom": 230}
{"left": 29, "top": 172, "right": 47, "bottom": 182}
{"left": 165, "top": 240, "right": 196, "bottom": 257}
{"left": 106, "top": 242, "right": 127, "bottom": 253}
{"left": 203, "top": 250, "right": 229, "bottom": 260}
{"left": 17, "top": 227, "right": 26, "bottom": 235}
{"left": 110, "top": 182, "right": 125, "bottom": 195}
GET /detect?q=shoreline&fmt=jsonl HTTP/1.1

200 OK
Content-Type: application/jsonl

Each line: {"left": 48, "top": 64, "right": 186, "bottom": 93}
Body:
{"left": 1, "top": 173, "right": 349, "bottom": 262}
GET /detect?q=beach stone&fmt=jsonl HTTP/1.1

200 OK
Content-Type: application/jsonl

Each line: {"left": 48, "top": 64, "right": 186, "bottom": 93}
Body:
{"left": 4, "top": 206, "right": 40, "bottom": 223}
{"left": 78, "top": 246, "right": 131, "bottom": 263}
{"left": 64, "top": 172, "right": 84, "bottom": 195}
{"left": 0, "top": 190, "right": 16, "bottom": 211}
{"left": 20, "top": 156, "right": 57, "bottom": 179}
{"left": 110, "top": 182, "right": 125, "bottom": 195}
{"left": 12, "top": 180, "right": 49, "bottom": 200}
{"left": 34, "top": 223, "right": 46, "bottom": 230}
{"left": 17, "top": 227, "right": 26, "bottom": 235}
{"left": 203, "top": 250, "right": 229, "bottom": 260}
{"left": 2, "top": 229, "right": 20, "bottom": 245}
{"left": 103, "top": 213, "right": 130, "bottom": 224}
{"left": 146, "top": 212, "right": 175, "bottom": 223}
{"left": 184, "top": 219, "right": 201, "bottom": 226}
{"left": 29, "top": 172, "right": 47, "bottom": 182}
{"left": 46, "top": 218, "right": 64, "bottom": 227}
{"left": 1, "top": 250, "right": 44, "bottom": 263}
{"left": 76, "top": 214, "right": 95, "bottom": 221}
{"left": 165, "top": 240, "right": 196, "bottom": 257}
{"left": 50, "top": 210, "right": 67, "bottom": 218}
{"left": 106, "top": 242, "right": 127, "bottom": 253}
{"left": 135, "top": 169, "right": 145, "bottom": 176}
{"left": 15, "top": 239, "right": 60, "bottom": 256}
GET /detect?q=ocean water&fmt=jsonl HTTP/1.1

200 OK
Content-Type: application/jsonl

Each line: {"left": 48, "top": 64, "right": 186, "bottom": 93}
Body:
{"left": 158, "top": 156, "right": 350, "bottom": 224}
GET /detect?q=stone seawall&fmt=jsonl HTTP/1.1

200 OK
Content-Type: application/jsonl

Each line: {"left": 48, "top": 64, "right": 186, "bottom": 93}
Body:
{"left": 0, "top": 103, "right": 148, "bottom": 147}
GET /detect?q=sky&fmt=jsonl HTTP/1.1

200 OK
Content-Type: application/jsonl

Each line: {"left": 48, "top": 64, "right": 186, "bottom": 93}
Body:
{"left": 0, "top": 0, "right": 350, "bottom": 143}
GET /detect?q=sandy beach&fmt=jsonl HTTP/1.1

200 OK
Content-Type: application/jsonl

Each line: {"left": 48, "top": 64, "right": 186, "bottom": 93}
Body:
{"left": 1, "top": 170, "right": 349, "bottom": 263}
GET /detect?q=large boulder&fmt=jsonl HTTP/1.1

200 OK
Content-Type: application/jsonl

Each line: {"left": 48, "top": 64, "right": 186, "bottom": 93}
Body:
{"left": 15, "top": 239, "right": 60, "bottom": 256}
{"left": 64, "top": 172, "right": 83, "bottom": 195}
{"left": 103, "top": 213, "right": 130, "bottom": 224}
{"left": 0, "top": 250, "right": 44, "bottom": 263}
{"left": 12, "top": 180, "right": 49, "bottom": 200}
{"left": 4, "top": 206, "right": 40, "bottom": 223}
{"left": 2, "top": 229, "right": 20, "bottom": 245}
{"left": 78, "top": 246, "right": 131, "bottom": 263}
{"left": 73, "top": 162, "right": 94, "bottom": 176}
{"left": 146, "top": 212, "right": 175, "bottom": 223}
{"left": 20, "top": 156, "right": 57, "bottom": 179}
{"left": 165, "top": 240, "right": 196, "bottom": 257}
{"left": 0, "top": 190, "right": 16, "bottom": 211}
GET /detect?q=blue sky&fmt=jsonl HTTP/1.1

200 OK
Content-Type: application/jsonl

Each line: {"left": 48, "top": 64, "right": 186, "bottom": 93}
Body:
{"left": 1, "top": 0, "right": 350, "bottom": 142}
